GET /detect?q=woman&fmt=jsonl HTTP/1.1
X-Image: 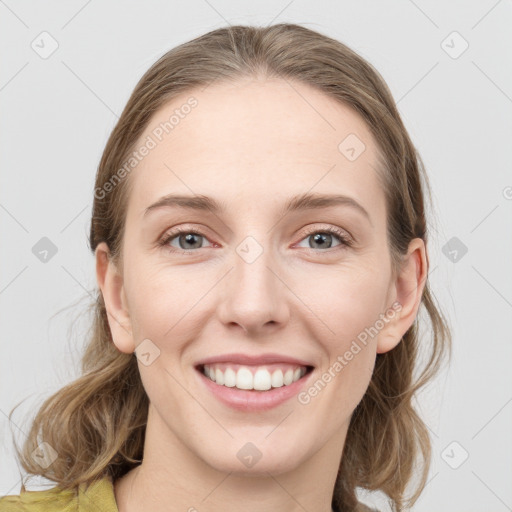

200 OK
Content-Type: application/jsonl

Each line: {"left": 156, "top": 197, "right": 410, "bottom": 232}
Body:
{"left": 1, "top": 23, "right": 451, "bottom": 512}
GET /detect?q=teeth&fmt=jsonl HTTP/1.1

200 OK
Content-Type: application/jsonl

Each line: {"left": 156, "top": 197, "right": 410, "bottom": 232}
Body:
{"left": 202, "top": 364, "right": 308, "bottom": 391}
{"left": 237, "top": 367, "right": 253, "bottom": 390}
{"left": 253, "top": 369, "right": 272, "bottom": 391}
{"left": 271, "top": 369, "right": 284, "bottom": 388}
{"left": 224, "top": 367, "right": 237, "bottom": 387}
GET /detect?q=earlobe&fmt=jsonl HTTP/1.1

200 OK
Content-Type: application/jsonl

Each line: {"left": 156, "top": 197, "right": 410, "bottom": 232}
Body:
{"left": 376, "top": 318, "right": 403, "bottom": 354}
{"left": 95, "top": 242, "right": 135, "bottom": 354}
{"left": 376, "top": 238, "right": 427, "bottom": 355}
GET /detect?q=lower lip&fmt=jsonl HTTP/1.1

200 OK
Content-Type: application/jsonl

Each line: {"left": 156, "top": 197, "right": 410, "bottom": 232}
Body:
{"left": 196, "top": 367, "right": 313, "bottom": 412}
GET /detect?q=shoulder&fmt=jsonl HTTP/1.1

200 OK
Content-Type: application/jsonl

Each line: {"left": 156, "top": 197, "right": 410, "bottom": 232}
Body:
{"left": 0, "top": 484, "right": 76, "bottom": 512}
{"left": 0, "top": 477, "right": 119, "bottom": 512}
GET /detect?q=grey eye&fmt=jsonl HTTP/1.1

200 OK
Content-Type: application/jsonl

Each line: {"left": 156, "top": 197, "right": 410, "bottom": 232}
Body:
{"left": 296, "top": 231, "right": 343, "bottom": 250}
{"left": 169, "top": 232, "right": 207, "bottom": 250}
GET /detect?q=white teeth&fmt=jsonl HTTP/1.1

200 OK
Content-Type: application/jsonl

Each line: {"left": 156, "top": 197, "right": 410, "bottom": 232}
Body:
{"left": 236, "top": 367, "right": 253, "bottom": 390}
{"left": 283, "top": 369, "right": 294, "bottom": 386}
{"left": 271, "top": 369, "right": 284, "bottom": 388}
{"left": 253, "top": 369, "right": 272, "bottom": 391}
{"left": 202, "top": 364, "right": 308, "bottom": 391}
{"left": 223, "top": 367, "right": 237, "bottom": 387}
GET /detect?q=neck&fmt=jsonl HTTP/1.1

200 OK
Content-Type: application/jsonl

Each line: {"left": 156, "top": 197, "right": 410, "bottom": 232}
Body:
{"left": 114, "top": 405, "right": 348, "bottom": 512}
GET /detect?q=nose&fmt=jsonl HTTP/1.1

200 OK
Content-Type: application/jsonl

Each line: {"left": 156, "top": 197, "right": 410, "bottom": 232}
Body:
{"left": 216, "top": 241, "right": 290, "bottom": 336}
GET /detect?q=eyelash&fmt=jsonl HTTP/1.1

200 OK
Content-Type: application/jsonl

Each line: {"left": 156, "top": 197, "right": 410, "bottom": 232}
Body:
{"left": 157, "top": 225, "right": 353, "bottom": 255}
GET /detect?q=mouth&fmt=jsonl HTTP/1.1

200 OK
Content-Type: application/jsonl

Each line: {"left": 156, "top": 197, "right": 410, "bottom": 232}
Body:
{"left": 195, "top": 363, "right": 315, "bottom": 392}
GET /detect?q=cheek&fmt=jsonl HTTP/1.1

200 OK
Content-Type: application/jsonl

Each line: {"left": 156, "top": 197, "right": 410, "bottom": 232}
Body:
{"left": 294, "top": 265, "right": 388, "bottom": 398}
{"left": 292, "top": 263, "right": 391, "bottom": 340}
{"left": 301, "top": 274, "right": 382, "bottom": 412}
{"left": 124, "top": 260, "right": 190, "bottom": 343}
{"left": 125, "top": 243, "right": 391, "bottom": 347}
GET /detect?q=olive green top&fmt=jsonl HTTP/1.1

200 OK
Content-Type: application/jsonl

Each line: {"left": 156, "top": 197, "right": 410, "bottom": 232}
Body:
{"left": 0, "top": 477, "right": 380, "bottom": 511}
{"left": 0, "top": 477, "right": 119, "bottom": 512}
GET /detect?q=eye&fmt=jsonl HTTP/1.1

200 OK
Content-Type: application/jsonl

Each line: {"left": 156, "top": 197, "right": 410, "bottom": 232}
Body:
{"left": 295, "top": 226, "right": 352, "bottom": 251}
{"left": 158, "top": 225, "right": 353, "bottom": 255}
{"left": 158, "top": 227, "right": 214, "bottom": 254}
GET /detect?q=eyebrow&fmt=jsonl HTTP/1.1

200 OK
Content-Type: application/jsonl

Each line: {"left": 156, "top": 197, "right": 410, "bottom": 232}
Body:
{"left": 143, "top": 192, "right": 372, "bottom": 225}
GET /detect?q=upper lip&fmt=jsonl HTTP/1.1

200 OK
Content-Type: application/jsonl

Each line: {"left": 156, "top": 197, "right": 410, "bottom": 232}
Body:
{"left": 195, "top": 352, "right": 314, "bottom": 368}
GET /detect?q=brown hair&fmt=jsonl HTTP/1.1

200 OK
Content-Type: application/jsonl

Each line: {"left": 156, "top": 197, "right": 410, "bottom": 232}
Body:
{"left": 8, "top": 23, "right": 451, "bottom": 511}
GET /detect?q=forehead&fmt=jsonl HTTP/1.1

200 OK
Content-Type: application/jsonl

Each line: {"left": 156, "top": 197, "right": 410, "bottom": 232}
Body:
{"left": 125, "top": 77, "right": 385, "bottom": 222}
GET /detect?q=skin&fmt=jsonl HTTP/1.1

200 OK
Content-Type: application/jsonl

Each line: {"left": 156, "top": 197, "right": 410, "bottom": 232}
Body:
{"left": 95, "top": 77, "right": 427, "bottom": 512}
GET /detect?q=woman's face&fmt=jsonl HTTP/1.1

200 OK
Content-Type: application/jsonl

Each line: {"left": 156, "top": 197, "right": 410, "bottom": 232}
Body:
{"left": 97, "top": 77, "right": 425, "bottom": 476}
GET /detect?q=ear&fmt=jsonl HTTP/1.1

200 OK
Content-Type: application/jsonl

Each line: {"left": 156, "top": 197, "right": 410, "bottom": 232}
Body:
{"left": 377, "top": 238, "right": 427, "bottom": 354}
{"left": 95, "top": 241, "right": 135, "bottom": 354}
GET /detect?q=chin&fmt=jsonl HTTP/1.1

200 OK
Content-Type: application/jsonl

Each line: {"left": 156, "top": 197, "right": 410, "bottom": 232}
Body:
{"left": 198, "top": 439, "right": 307, "bottom": 476}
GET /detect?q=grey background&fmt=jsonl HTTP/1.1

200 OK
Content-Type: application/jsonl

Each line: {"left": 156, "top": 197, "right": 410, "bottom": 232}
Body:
{"left": 1, "top": 1, "right": 511, "bottom": 511}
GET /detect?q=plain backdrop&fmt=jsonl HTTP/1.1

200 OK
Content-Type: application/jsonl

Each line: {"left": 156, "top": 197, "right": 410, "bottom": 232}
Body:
{"left": 1, "top": 1, "right": 511, "bottom": 511}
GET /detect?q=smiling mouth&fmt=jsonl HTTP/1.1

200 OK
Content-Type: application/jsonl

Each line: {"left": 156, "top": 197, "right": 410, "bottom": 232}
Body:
{"left": 196, "top": 363, "right": 314, "bottom": 392}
